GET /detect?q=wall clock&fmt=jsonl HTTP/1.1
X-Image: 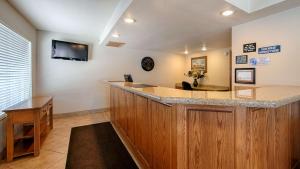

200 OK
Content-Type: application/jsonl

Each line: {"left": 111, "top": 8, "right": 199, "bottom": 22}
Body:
{"left": 141, "top": 57, "right": 155, "bottom": 71}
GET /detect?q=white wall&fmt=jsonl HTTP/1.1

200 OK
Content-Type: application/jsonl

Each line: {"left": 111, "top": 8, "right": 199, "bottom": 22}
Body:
{"left": 0, "top": 0, "right": 37, "bottom": 95}
{"left": 232, "top": 6, "right": 300, "bottom": 87}
{"left": 37, "top": 30, "right": 186, "bottom": 114}
{"left": 185, "top": 48, "right": 231, "bottom": 87}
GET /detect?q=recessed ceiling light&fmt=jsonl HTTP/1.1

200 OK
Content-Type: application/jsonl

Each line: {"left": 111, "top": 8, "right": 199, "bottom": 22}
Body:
{"left": 124, "top": 17, "right": 136, "bottom": 24}
{"left": 222, "top": 10, "right": 234, "bottom": 16}
{"left": 112, "top": 33, "right": 120, "bottom": 38}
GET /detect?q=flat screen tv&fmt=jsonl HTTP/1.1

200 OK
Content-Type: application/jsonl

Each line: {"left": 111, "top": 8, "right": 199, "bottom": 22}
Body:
{"left": 51, "top": 40, "right": 88, "bottom": 61}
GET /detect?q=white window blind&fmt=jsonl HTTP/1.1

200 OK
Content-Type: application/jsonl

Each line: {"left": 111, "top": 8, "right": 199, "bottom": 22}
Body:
{"left": 0, "top": 23, "right": 32, "bottom": 115}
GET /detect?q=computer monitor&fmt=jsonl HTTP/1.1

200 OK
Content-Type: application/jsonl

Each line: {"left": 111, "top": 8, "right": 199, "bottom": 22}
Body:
{"left": 124, "top": 74, "right": 133, "bottom": 82}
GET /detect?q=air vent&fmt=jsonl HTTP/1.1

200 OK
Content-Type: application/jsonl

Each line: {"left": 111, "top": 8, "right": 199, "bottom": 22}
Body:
{"left": 106, "top": 41, "right": 125, "bottom": 48}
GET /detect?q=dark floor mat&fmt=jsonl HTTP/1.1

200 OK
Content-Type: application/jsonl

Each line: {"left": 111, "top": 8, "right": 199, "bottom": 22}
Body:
{"left": 66, "top": 122, "right": 138, "bottom": 169}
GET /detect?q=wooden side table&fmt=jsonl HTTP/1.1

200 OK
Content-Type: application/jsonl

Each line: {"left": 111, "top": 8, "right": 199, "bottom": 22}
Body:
{"left": 3, "top": 97, "right": 53, "bottom": 162}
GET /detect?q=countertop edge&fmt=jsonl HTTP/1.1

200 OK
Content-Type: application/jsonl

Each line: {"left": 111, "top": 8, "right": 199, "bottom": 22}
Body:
{"left": 109, "top": 83, "right": 163, "bottom": 101}
{"left": 107, "top": 82, "right": 300, "bottom": 108}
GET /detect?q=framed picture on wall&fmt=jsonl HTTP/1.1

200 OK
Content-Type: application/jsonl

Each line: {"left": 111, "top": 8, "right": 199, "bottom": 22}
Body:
{"left": 236, "top": 55, "right": 248, "bottom": 64}
{"left": 235, "top": 68, "right": 256, "bottom": 84}
{"left": 191, "top": 56, "right": 207, "bottom": 73}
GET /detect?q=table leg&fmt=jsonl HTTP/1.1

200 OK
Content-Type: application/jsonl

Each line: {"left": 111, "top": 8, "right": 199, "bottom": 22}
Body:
{"left": 49, "top": 104, "right": 53, "bottom": 129}
{"left": 6, "top": 115, "right": 14, "bottom": 162}
{"left": 34, "top": 112, "right": 40, "bottom": 156}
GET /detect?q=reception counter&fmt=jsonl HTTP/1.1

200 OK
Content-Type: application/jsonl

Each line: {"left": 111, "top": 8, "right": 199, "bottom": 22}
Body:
{"left": 108, "top": 82, "right": 300, "bottom": 169}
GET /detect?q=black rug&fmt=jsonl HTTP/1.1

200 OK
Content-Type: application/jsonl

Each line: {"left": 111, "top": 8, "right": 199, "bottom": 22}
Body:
{"left": 66, "top": 122, "right": 138, "bottom": 169}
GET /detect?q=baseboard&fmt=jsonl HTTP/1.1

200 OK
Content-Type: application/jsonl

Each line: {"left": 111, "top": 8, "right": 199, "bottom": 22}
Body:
{"left": 53, "top": 108, "right": 109, "bottom": 118}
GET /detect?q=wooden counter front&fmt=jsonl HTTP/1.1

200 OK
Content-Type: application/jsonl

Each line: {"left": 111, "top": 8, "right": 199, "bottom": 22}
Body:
{"left": 110, "top": 86, "right": 300, "bottom": 169}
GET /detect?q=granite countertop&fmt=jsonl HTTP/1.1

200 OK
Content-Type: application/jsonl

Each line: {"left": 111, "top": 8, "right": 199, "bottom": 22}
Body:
{"left": 107, "top": 82, "right": 300, "bottom": 108}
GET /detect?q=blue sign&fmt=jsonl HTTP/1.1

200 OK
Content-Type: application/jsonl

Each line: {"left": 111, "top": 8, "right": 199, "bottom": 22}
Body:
{"left": 258, "top": 45, "right": 281, "bottom": 54}
{"left": 249, "top": 58, "right": 257, "bottom": 66}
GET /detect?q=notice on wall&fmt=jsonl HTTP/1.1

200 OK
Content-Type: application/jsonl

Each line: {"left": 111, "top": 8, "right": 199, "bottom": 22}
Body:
{"left": 258, "top": 45, "right": 281, "bottom": 54}
{"left": 243, "top": 43, "right": 256, "bottom": 53}
{"left": 249, "top": 58, "right": 257, "bottom": 66}
{"left": 249, "top": 57, "right": 271, "bottom": 66}
{"left": 237, "top": 71, "right": 253, "bottom": 81}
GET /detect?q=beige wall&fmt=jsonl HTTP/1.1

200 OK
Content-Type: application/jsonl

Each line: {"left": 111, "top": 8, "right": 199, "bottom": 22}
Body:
{"left": 185, "top": 48, "right": 231, "bottom": 87}
{"left": 0, "top": 0, "right": 37, "bottom": 95}
{"left": 232, "top": 6, "right": 300, "bottom": 86}
{"left": 37, "top": 30, "right": 186, "bottom": 114}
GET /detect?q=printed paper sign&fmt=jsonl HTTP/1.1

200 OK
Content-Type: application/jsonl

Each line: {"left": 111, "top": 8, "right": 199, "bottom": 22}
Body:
{"left": 249, "top": 58, "right": 257, "bottom": 66}
{"left": 257, "top": 57, "right": 271, "bottom": 65}
{"left": 249, "top": 57, "right": 271, "bottom": 66}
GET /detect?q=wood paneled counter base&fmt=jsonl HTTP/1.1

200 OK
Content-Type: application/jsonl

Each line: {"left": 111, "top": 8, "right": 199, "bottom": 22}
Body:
{"left": 3, "top": 97, "right": 53, "bottom": 162}
{"left": 110, "top": 85, "right": 300, "bottom": 169}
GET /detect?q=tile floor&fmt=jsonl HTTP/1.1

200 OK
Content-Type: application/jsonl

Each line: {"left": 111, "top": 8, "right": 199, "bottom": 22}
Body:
{"left": 0, "top": 112, "right": 110, "bottom": 169}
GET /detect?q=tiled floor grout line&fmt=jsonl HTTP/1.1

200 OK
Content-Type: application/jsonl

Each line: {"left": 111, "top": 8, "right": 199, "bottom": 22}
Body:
{"left": 41, "top": 148, "right": 67, "bottom": 155}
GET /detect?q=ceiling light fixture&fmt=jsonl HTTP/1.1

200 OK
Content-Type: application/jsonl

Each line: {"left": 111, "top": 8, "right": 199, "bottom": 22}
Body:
{"left": 124, "top": 17, "right": 136, "bottom": 24}
{"left": 201, "top": 46, "right": 207, "bottom": 51}
{"left": 184, "top": 45, "right": 189, "bottom": 55}
{"left": 112, "top": 33, "right": 120, "bottom": 38}
{"left": 222, "top": 10, "right": 234, "bottom": 16}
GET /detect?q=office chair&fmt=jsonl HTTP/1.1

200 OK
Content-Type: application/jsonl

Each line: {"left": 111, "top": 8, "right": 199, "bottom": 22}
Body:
{"left": 182, "top": 81, "right": 193, "bottom": 91}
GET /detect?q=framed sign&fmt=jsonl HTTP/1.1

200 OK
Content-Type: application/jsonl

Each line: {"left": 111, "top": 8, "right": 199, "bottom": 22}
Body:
{"left": 236, "top": 55, "right": 248, "bottom": 64}
{"left": 258, "top": 45, "right": 281, "bottom": 54}
{"left": 235, "top": 68, "right": 256, "bottom": 84}
{"left": 243, "top": 43, "right": 256, "bottom": 53}
{"left": 191, "top": 56, "right": 207, "bottom": 73}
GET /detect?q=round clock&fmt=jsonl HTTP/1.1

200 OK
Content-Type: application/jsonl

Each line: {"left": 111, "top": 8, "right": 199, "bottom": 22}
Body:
{"left": 141, "top": 57, "right": 155, "bottom": 71}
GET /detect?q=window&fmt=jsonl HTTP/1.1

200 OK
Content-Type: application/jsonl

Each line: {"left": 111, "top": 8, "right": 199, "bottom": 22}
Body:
{"left": 0, "top": 23, "right": 32, "bottom": 116}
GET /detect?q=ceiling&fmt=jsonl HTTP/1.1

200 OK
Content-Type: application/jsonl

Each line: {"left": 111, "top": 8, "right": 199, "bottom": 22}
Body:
{"left": 8, "top": 0, "right": 121, "bottom": 39}
{"left": 107, "top": 0, "right": 300, "bottom": 54}
{"left": 8, "top": 0, "right": 300, "bottom": 54}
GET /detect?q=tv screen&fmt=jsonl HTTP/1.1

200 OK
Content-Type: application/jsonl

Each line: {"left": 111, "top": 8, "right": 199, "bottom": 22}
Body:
{"left": 51, "top": 40, "right": 88, "bottom": 61}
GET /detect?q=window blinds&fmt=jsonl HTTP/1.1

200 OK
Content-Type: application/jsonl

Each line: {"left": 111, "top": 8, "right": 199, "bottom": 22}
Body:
{"left": 0, "top": 23, "right": 32, "bottom": 115}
